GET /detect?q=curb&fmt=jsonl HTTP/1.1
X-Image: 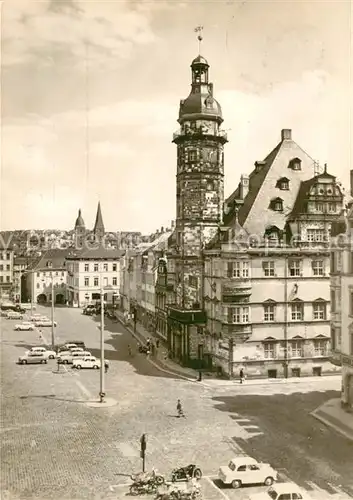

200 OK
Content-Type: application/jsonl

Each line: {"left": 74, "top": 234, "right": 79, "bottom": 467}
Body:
{"left": 116, "top": 317, "right": 196, "bottom": 382}
{"left": 311, "top": 409, "right": 353, "bottom": 442}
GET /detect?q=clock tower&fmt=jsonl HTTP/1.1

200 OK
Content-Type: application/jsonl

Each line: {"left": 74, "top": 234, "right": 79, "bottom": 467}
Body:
{"left": 168, "top": 44, "right": 227, "bottom": 366}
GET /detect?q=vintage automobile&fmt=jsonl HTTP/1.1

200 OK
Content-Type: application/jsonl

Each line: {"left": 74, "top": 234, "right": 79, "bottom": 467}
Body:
{"left": 14, "top": 322, "right": 35, "bottom": 331}
{"left": 18, "top": 352, "right": 48, "bottom": 365}
{"left": 247, "top": 482, "right": 312, "bottom": 500}
{"left": 218, "top": 456, "right": 278, "bottom": 489}
{"left": 26, "top": 347, "right": 56, "bottom": 359}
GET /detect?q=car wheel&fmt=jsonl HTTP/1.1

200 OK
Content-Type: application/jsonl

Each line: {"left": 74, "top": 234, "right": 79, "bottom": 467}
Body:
{"left": 194, "top": 468, "right": 202, "bottom": 479}
{"left": 93, "top": 365, "right": 99, "bottom": 369}
{"left": 76, "top": 365, "right": 82, "bottom": 370}
{"left": 63, "top": 360, "right": 68, "bottom": 364}
{"left": 231, "top": 480, "right": 242, "bottom": 489}
{"left": 49, "top": 355, "right": 54, "bottom": 359}
{"left": 21, "top": 360, "right": 27, "bottom": 365}
{"left": 264, "top": 477, "right": 274, "bottom": 486}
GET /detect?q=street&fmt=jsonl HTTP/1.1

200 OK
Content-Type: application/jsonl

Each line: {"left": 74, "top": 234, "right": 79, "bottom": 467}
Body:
{"left": 1, "top": 305, "right": 352, "bottom": 500}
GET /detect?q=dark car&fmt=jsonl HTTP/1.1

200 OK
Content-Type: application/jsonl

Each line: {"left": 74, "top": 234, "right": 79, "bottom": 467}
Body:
{"left": 83, "top": 305, "right": 96, "bottom": 315}
{"left": 1, "top": 304, "right": 25, "bottom": 314}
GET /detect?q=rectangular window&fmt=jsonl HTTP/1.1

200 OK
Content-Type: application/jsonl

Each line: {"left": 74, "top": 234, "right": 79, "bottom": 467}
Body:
{"left": 6, "top": 276, "right": 10, "bottom": 282}
{"left": 228, "top": 306, "right": 249, "bottom": 323}
{"left": 263, "top": 304, "right": 275, "bottom": 322}
{"left": 0, "top": 265, "right": 3, "bottom": 271}
{"left": 94, "top": 263, "right": 99, "bottom": 272}
{"left": 313, "top": 302, "right": 326, "bottom": 320}
{"left": 291, "top": 341, "right": 304, "bottom": 357}
{"left": 289, "top": 259, "right": 301, "bottom": 277}
{"left": 328, "top": 203, "right": 336, "bottom": 213}
{"left": 0, "top": 276, "right": 3, "bottom": 283}
{"left": 263, "top": 261, "right": 275, "bottom": 277}
{"left": 36, "top": 282, "right": 39, "bottom": 288}
{"left": 94, "top": 277, "right": 99, "bottom": 287}
{"left": 316, "top": 203, "right": 324, "bottom": 213}
{"left": 226, "top": 261, "right": 250, "bottom": 278}
{"left": 264, "top": 343, "right": 275, "bottom": 359}
{"left": 307, "top": 229, "right": 326, "bottom": 242}
{"left": 188, "top": 275, "right": 198, "bottom": 288}
{"left": 312, "top": 260, "right": 324, "bottom": 276}
{"left": 112, "top": 277, "right": 117, "bottom": 286}
{"left": 84, "top": 277, "right": 89, "bottom": 287}
{"left": 103, "top": 263, "right": 108, "bottom": 272}
{"left": 113, "top": 263, "right": 117, "bottom": 272}
{"left": 6, "top": 265, "right": 10, "bottom": 271}
{"left": 84, "top": 263, "right": 89, "bottom": 272}
{"left": 6, "top": 253, "right": 10, "bottom": 260}
{"left": 291, "top": 303, "right": 303, "bottom": 321}
{"left": 188, "top": 150, "right": 197, "bottom": 162}
{"left": 314, "top": 340, "right": 328, "bottom": 356}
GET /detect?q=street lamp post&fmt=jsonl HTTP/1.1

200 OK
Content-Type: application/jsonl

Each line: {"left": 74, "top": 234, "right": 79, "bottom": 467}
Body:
{"left": 51, "top": 276, "right": 55, "bottom": 349}
{"left": 99, "top": 286, "right": 105, "bottom": 403}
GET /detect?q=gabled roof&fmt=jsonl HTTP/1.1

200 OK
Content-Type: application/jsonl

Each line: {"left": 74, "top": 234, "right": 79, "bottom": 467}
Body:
{"left": 28, "top": 249, "right": 70, "bottom": 271}
{"left": 66, "top": 246, "right": 125, "bottom": 260}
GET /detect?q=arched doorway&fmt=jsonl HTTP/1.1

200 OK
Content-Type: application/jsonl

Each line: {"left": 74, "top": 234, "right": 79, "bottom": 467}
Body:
{"left": 37, "top": 294, "right": 47, "bottom": 304}
{"left": 55, "top": 294, "right": 65, "bottom": 305}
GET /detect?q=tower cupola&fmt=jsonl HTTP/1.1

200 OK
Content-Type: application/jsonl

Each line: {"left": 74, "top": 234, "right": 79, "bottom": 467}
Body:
{"left": 74, "top": 209, "right": 85, "bottom": 229}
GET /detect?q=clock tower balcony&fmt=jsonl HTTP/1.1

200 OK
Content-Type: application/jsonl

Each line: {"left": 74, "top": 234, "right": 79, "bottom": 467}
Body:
{"left": 172, "top": 128, "right": 227, "bottom": 144}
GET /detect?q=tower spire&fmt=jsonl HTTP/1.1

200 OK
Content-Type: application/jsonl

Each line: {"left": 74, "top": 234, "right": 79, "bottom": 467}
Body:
{"left": 93, "top": 201, "right": 105, "bottom": 242}
{"left": 194, "top": 25, "right": 203, "bottom": 54}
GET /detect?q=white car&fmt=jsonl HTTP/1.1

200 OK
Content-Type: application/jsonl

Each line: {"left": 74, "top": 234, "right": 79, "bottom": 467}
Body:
{"left": 57, "top": 351, "right": 91, "bottom": 364}
{"left": 35, "top": 320, "right": 57, "bottom": 327}
{"left": 20, "top": 303, "right": 36, "bottom": 310}
{"left": 18, "top": 352, "right": 48, "bottom": 365}
{"left": 73, "top": 356, "right": 102, "bottom": 369}
{"left": 218, "top": 457, "right": 278, "bottom": 489}
{"left": 57, "top": 347, "right": 84, "bottom": 357}
{"left": 248, "top": 483, "right": 312, "bottom": 500}
{"left": 14, "top": 322, "right": 35, "bottom": 331}
{"left": 26, "top": 347, "right": 56, "bottom": 359}
{"left": 6, "top": 311, "right": 24, "bottom": 320}
{"left": 30, "top": 314, "right": 46, "bottom": 322}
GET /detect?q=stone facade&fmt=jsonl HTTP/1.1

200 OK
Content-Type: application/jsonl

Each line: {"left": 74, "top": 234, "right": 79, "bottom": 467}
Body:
{"left": 0, "top": 248, "right": 14, "bottom": 299}
{"left": 330, "top": 186, "right": 353, "bottom": 410}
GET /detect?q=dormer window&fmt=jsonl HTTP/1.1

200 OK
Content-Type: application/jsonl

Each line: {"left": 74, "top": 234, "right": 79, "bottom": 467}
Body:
{"left": 276, "top": 177, "right": 289, "bottom": 190}
{"left": 288, "top": 157, "right": 302, "bottom": 170}
{"left": 269, "top": 197, "right": 283, "bottom": 211}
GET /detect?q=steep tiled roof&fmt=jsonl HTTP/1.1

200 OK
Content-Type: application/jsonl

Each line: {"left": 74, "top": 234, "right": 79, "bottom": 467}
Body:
{"left": 28, "top": 249, "right": 70, "bottom": 270}
{"left": 66, "top": 246, "right": 125, "bottom": 260}
{"left": 223, "top": 142, "right": 282, "bottom": 227}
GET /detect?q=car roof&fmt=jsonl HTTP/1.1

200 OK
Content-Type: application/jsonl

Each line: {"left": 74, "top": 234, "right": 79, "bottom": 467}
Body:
{"left": 230, "top": 457, "right": 257, "bottom": 464}
{"left": 271, "top": 482, "right": 302, "bottom": 492}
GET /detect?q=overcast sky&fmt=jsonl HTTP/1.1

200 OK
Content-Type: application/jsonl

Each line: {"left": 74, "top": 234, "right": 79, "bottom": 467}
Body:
{"left": 1, "top": 0, "right": 351, "bottom": 232}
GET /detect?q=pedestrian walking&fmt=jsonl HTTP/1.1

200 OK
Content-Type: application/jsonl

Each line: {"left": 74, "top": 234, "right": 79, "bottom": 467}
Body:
{"left": 128, "top": 344, "right": 132, "bottom": 356}
{"left": 104, "top": 360, "right": 109, "bottom": 373}
{"left": 239, "top": 368, "right": 245, "bottom": 384}
{"left": 38, "top": 330, "right": 43, "bottom": 343}
{"left": 156, "top": 339, "right": 160, "bottom": 349}
{"left": 146, "top": 337, "right": 151, "bottom": 348}
{"left": 176, "top": 399, "right": 185, "bottom": 418}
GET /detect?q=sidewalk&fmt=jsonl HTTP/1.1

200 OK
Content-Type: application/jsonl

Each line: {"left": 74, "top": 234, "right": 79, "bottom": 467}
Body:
{"left": 115, "top": 311, "right": 198, "bottom": 381}
{"left": 114, "top": 311, "right": 343, "bottom": 388}
{"left": 311, "top": 398, "right": 353, "bottom": 442}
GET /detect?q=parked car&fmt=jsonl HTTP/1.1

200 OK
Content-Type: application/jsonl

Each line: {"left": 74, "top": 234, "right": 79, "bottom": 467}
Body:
{"left": 20, "top": 303, "right": 36, "bottom": 310}
{"left": 18, "top": 352, "right": 48, "bottom": 365}
{"left": 6, "top": 311, "right": 24, "bottom": 320}
{"left": 247, "top": 482, "right": 312, "bottom": 500}
{"left": 14, "top": 322, "right": 35, "bottom": 331}
{"left": 83, "top": 305, "right": 96, "bottom": 315}
{"left": 35, "top": 320, "right": 57, "bottom": 327}
{"left": 218, "top": 457, "right": 278, "bottom": 489}
{"left": 57, "top": 341, "right": 86, "bottom": 351}
{"left": 30, "top": 314, "right": 46, "bottom": 322}
{"left": 73, "top": 356, "right": 103, "bottom": 369}
{"left": 26, "top": 347, "right": 56, "bottom": 359}
{"left": 57, "top": 351, "right": 91, "bottom": 364}
{"left": 1, "top": 304, "right": 26, "bottom": 313}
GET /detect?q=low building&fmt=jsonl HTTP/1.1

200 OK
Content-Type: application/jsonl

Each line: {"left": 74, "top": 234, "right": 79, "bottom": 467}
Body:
{"left": 66, "top": 247, "right": 123, "bottom": 308}
{"left": 330, "top": 172, "right": 353, "bottom": 410}
{"left": 25, "top": 249, "right": 68, "bottom": 304}
{"left": 0, "top": 248, "right": 14, "bottom": 299}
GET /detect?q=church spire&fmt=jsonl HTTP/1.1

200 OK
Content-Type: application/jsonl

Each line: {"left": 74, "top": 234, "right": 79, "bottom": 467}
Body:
{"left": 93, "top": 201, "right": 105, "bottom": 241}
{"left": 74, "top": 208, "right": 85, "bottom": 229}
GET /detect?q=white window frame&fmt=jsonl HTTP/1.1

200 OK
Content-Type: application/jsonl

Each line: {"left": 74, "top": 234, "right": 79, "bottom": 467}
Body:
{"left": 264, "top": 343, "right": 275, "bottom": 359}
{"left": 289, "top": 260, "right": 301, "bottom": 277}
{"left": 263, "top": 304, "right": 275, "bottom": 322}
{"left": 307, "top": 229, "right": 326, "bottom": 242}
{"left": 112, "top": 277, "right": 117, "bottom": 286}
{"left": 230, "top": 306, "right": 249, "bottom": 324}
{"left": 314, "top": 339, "right": 327, "bottom": 356}
{"left": 94, "top": 277, "right": 99, "bottom": 287}
{"left": 313, "top": 302, "right": 326, "bottom": 320}
{"left": 291, "top": 341, "right": 304, "bottom": 358}
{"left": 84, "top": 277, "right": 89, "bottom": 287}
{"left": 312, "top": 260, "right": 324, "bottom": 276}
{"left": 291, "top": 303, "right": 303, "bottom": 321}
{"left": 263, "top": 261, "right": 275, "bottom": 277}
{"left": 94, "top": 263, "right": 99, "bottom": 272}
{"left": 84, "top": 263, "right": 89, "bottom": 272}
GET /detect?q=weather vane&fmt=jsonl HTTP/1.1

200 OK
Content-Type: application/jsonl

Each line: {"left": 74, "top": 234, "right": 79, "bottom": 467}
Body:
{"left": 194, "top": 26, "right": 204, "bottom": 54}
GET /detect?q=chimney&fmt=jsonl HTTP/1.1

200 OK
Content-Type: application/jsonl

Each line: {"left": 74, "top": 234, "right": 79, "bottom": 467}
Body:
{"left": 160, "top": 226, "right": 164, "bottom": 233}
{"left": 171, "top": 220, "right": 175, "bottom": 228}
{"left": 240, "top": 174, "right": 249, "bottom": 199}
{"left": 350, "top": 170, "right": 353, "bottom": 198}
{"left": 281, "top": 129, "right": 292, "bottom": 141}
